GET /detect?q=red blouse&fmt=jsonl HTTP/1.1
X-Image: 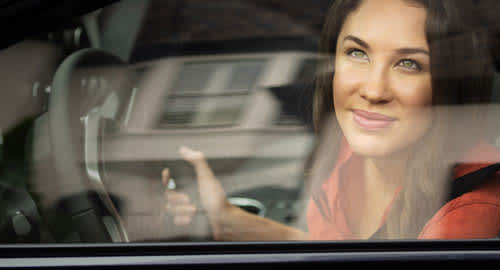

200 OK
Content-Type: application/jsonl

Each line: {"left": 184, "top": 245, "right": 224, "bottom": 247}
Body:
{"left": 307, "top": 140, "right": 500, "bottom": 240}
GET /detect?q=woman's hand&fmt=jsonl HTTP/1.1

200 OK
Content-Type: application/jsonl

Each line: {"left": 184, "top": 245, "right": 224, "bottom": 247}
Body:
{"left": 163, "top": 146, "right": 232, "bottom": 239}
{"left": 163, "top": 146, "right": 308, "bottom": 241}
{"left": 162, "top": 168, "right": 196, "bottom": 226}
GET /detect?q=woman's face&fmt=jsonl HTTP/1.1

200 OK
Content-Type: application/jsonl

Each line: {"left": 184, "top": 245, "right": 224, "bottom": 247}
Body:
{"left": 333, "top": 0, "right": 432, "bottom": 157}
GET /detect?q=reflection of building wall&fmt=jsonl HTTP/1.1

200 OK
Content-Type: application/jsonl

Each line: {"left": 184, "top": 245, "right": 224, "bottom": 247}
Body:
{"left": 104, "top": 50, "right": 316, "bottom": 185}
{"left": 110, "top": 51, "right": 317, "bottom": 161}
{"left": 126, "top": 51, "right": 318, "bottom": 130}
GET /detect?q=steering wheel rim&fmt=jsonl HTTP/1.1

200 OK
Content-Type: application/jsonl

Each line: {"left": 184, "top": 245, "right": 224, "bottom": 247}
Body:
{"left": 48, "top": 48, "right": 130, "bottom": 243}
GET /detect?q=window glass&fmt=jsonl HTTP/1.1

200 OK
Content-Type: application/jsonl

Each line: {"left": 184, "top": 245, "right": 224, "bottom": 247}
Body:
{"left": 1, "top": 0, "right": 500, "bottom": 245}
{"left": 161, "top": 95, "right": 247, "bottom": 127}
{"left": 174, "top": 63, "right": 215, "bottom": 94}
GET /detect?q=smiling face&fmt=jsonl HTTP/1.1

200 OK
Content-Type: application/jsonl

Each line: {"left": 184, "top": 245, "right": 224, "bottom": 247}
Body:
{"left": 333, "top": 0, "right": 433, "bottom": 157}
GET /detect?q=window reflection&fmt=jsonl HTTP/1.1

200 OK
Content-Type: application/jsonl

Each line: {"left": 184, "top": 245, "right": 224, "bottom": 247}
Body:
{"left": 159, "top": 60, "right": 265, "bottom": 127}
{"left": 2, "top": 0, "right": 500, "bottom": 244}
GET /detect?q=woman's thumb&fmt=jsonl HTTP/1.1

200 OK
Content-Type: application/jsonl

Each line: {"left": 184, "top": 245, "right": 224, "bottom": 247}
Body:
{"left": 178, "top": 146, "right": 218, "bottom": 184}
{"left": 178, "top": 146, "right": 227, "bottom": 213}
{"left": 179, "top": 146, "right": 205, "bottom": 164}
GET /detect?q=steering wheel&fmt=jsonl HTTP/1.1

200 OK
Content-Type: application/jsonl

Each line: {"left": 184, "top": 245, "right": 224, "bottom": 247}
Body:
{"left": 48, "top": 48, "right": 132, "bottom": 243}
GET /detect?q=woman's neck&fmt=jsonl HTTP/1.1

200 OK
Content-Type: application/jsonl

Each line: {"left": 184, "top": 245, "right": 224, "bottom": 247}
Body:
{"left": 363, "top": 151, "right": 411, "bottom": 194}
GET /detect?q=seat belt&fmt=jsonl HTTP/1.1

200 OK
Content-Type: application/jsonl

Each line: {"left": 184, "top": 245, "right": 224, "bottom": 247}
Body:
{"left": 448, "top": 163, "right": 500, "bottom": 201}
{"left": 447, "top": 163, "right": 500, "bottom": 238}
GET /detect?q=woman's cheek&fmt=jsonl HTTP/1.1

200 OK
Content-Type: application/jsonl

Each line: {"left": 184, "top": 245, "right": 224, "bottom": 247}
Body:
{"left": 333, "top": 63, "right": 362, "bottom": 108}
{"left": 393, "top": 76, "right": 433, "bottom": 149}
{"left": 396, "top": 75, "right": 432, "bottom": 121}
{"left": 393, "top": 74, "right": 432, "bottom": 107}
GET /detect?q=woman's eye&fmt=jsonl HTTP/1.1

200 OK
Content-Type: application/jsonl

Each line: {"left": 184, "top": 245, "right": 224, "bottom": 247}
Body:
{"left": 398, "top": 59, "right": 421, "bottom": 71}
{"left": 347, "top": 49, "right": 368, "bottom": 60}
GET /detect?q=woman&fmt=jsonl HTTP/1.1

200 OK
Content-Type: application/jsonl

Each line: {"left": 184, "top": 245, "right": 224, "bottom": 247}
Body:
{"left": 163, "top": 0, "right": 500, "bottom": 240}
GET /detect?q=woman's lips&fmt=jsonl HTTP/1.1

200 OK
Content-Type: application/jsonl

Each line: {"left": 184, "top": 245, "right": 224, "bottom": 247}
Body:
{"left": 352, "top": 109, "right": 396, "bottom": 130}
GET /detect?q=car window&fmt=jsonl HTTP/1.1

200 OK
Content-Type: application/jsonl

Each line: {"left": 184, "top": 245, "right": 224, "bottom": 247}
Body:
{"left": 1, "top": 0, "right": 500, "bottom": 245}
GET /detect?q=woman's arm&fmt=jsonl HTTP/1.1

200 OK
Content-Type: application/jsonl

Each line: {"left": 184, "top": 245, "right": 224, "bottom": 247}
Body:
{"left": 214, "top": 202, "right": 308, "bottom": 241}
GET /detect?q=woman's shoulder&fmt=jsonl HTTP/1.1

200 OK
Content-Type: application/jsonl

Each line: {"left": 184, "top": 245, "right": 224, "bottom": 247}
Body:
{"left": 454, "top": 143, "right": 500, "bottom": 178}
{"left": 418, "top": 165, "right": 500, "bottom": 239}
{"left": 418, "top": 143, "right": 500, "bottom": 239}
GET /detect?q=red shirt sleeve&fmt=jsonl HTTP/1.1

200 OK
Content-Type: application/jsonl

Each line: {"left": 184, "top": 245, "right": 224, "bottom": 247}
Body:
{"left": 419, "top": 202, "right": 500, "bottom": 239}
{"left": 419, "top": 170, "right": 500, "bottom": 239}
{"left": 420, "top": 146, "right": 500, "bottom": 240}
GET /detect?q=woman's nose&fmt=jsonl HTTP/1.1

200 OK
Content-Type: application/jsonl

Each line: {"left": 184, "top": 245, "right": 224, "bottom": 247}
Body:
{"left": 358, "top": 67, "right": 393, "bottom": 103}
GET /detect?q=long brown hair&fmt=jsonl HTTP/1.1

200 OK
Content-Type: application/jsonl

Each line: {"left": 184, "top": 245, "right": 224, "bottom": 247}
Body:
{"left": 308, "top": 0, "right": 497, "bottom": 239}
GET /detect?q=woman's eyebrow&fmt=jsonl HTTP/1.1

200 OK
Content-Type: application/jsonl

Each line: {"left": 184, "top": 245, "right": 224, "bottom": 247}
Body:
{"left": 343, "top": 35, "right": 369, "bottom": 49}
{"left": 343, "top": 35, "right": 429, "bottom": 56}
{"left": 395, "top": 47, "right": 429, "bottom": 56}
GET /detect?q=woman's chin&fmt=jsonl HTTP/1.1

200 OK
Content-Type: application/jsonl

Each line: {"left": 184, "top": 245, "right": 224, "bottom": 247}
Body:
{"left": 345, "top": 134, "right": 404, "bottom": 158}
{"left": 340, "top": 117, "right": 431, "bottom": 159}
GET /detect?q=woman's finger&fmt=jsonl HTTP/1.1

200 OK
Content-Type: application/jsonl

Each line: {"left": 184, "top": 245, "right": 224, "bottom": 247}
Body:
{"left": 165, "top": 190, "right": 191, "bottom": 204}
{"left": 161, "top": 168, "right": 170, "bottom": 186}
{"left": 179, "top": 146, "right": 205, "bottom": 164}
{"left": 173, "top": 215, "right": 193, "bottom": 226}
{"left": 178, "top": 146, "right": 219, "bottom": 189}
{"left": 165, "top": 204, "right": 197, "bottom": 216}
{"left": 177, "top": 146, "right": 228, "bottom": 216}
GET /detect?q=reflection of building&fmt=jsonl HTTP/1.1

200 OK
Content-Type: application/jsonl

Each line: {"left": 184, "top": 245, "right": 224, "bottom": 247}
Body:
{"left": 105, "top": 51, "right": 317, "bottom": 177}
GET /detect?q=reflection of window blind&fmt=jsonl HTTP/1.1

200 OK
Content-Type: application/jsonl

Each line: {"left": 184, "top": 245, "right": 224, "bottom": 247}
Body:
{"left": 174, "top": 63, "right": 215, "bottom": 93}
{"left": 159, "top": 59, "right": 264, "bottom": 128}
